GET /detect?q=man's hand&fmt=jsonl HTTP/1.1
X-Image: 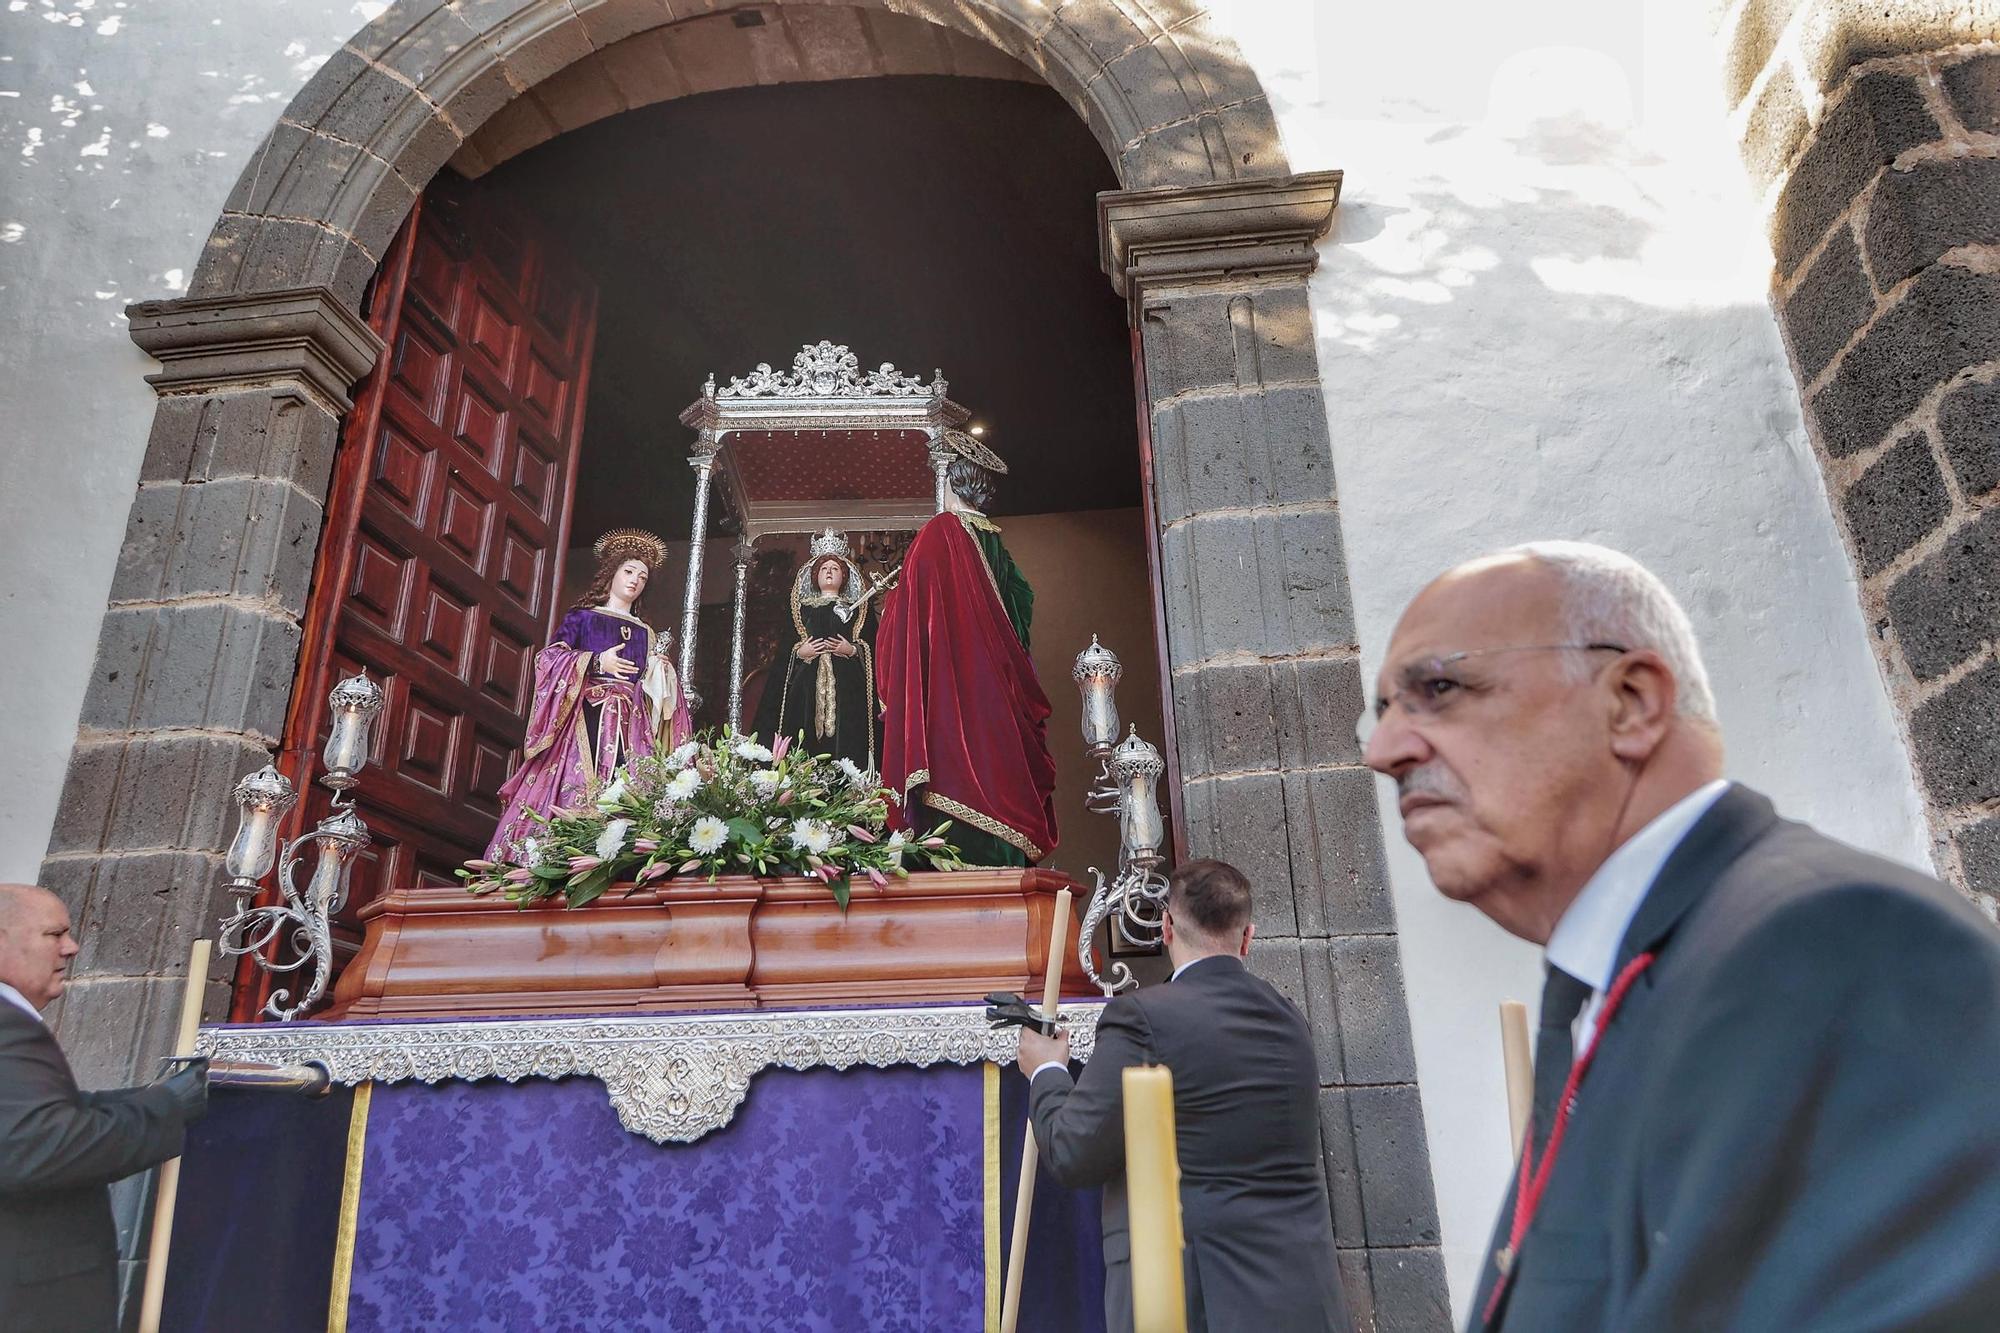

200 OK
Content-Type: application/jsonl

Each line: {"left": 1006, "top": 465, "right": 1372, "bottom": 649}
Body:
{"left": 1016, "top": 1024, "right": 1071, "bottom": 1081}
{"left": 160, "top": 1056, "right": 210, "bottom": 1121}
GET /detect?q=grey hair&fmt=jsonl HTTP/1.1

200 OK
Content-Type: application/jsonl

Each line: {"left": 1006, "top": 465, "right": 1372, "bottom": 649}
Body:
{"left": 1500, "top": 541, "right": 1718, "bottom": 725}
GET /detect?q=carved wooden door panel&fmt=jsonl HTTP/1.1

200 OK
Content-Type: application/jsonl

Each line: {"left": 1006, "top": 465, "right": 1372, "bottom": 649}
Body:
{"left": 243, "top": 177, "right": 597, "bottom": 1016}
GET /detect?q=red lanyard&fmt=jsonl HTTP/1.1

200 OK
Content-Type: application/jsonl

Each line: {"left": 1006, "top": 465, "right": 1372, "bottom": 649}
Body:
{"left": 1482, "top": 950, "right": 1658, "bottom": 1327}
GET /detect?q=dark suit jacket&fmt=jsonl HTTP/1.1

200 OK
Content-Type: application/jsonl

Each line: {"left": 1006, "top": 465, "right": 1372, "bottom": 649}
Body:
{"left": 1029, "top": 954, "right": 1352, "bottom": 1333}
{"left": 1473, "top": 784, "right": 2000, "bottom": 1331}
{"left": 0, "top": 1002, "right": 193, "bottom": 1332}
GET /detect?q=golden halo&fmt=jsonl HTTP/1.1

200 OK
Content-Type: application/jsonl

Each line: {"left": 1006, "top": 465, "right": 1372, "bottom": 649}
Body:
{"left": 594, "top": 527, "right": 669, "bottom": 572}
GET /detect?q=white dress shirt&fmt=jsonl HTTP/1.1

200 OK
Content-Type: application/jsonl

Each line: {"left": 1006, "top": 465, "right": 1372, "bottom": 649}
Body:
{"left": 1544, "top": 779, "right": 1731, "bottom": 1056}
{"left": 0, "top": 980, "right": 44, "bottom": 1024}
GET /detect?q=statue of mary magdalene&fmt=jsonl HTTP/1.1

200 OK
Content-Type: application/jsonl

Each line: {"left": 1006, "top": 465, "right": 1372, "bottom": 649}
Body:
{"left": 876, "top": 432, "right": 1057, "bottom": 867}
{"left": 750, "top": 531, "right": 879, "bottom": 771}
{"left": 485, "top": 528, "right": 694, "bottom": 860}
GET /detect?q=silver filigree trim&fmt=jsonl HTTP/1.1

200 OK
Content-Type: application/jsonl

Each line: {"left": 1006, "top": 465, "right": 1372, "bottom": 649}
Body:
{"left": 196, "top": 1004, "right": 1103, "bottom": 1145}
{"left": 719, "top": 342, "right": 937, "bottom": 399}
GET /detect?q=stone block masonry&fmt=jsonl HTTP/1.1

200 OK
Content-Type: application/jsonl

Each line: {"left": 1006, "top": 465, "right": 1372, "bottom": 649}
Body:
{"left": 1723, "top": 1, "right": 2000, "bottom": 913}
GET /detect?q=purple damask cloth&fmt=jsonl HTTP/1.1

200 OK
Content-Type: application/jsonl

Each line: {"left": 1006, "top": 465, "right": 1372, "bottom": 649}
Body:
{"left": 346, "top": 1067, "right": 986, "bottom": 1332}
{"left": 486, "top": 607, "right": 692, "bottom": 860}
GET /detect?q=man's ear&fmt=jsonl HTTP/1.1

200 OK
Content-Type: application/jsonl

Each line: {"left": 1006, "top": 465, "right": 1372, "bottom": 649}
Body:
{"left": 1239, "top": 922, "right": 1255, "bottom": 958}
{"left": 1606, "top": 649, "right": 1678, "bottom": 763}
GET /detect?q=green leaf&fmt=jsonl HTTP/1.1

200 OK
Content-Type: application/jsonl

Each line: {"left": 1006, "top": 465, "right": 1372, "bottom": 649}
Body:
{"left": 726, "top": 817, "right": 761, "bottom": 843}
{"left": 829, "top": 874, "right": 851, "bottom": 912}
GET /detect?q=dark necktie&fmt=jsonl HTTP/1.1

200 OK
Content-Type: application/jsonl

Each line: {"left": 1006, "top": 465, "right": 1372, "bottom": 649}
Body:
{"left": 1529, "top": 965, "right": 1593, "bottom": 1164}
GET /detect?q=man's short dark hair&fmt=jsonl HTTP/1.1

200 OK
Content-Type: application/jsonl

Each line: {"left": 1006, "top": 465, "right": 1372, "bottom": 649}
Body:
{"left": 1167, "top": 859, "right": 1253, "bottom": 938}
{"left": 947, "top": 457, "right": 997, "bottom": 512}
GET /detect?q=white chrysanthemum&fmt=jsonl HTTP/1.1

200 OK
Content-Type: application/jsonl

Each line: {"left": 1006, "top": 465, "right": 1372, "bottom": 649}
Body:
{"left": 732, "top": 739, "right": 774, "bottom": 763}
{"left": 594, "top": 819, "right": 631, "bottom": 861}
{"left": 749, "top": 769, "right": 782, "bottom": 798}
{"left": 836, "top": 757, "right": 874, "bottom": 791}
{"left": 665, "top": 741, "right": 699, "bottom": 769}
{"left": 689, "top": 816, "right": 729, "bottom": 855}
{"left": 788, "top": 819, "right": 834, "bottom": 856}
{"left": 594, "top": 775, "right": 628, "bottom": 810}
{"left": 666, "top": 769, "right": 702, "bottom": 801}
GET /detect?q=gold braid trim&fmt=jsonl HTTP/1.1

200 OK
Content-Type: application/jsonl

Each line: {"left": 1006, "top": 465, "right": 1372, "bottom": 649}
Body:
{"left": 522, "top": 648, "right": 588, "bottom": 762}
{"left": 860, "top": 637, "right": 877, "bottom": 773}
{"left": 954, "top": 513, "right": 1008, "bottom": 615}
{"left": 814, "top": 653, "right": 836, "bottom": 739}
{"left": 922, "top": 790, "right": 1045, "bottom": 862}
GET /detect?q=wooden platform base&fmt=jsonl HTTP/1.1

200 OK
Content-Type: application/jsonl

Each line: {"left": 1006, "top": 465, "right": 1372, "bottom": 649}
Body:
{"left": 324, "top": 868, "right": 1098, "bottom": 1019}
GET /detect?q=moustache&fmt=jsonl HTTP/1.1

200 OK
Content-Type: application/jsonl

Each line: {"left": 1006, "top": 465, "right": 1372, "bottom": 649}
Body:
{"left": 1398, "top": 764, "right": 1469, "bottom": 803}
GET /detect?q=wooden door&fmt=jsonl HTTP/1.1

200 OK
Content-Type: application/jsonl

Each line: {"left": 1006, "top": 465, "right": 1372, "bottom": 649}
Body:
{"left": 238, "top": 175, "right": 598, "bottom": 1017}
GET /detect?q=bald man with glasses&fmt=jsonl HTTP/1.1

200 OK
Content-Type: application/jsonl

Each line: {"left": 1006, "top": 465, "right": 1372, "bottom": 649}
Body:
{"left": 1365, "top": 541, "right": 2000, "bottom": 1332}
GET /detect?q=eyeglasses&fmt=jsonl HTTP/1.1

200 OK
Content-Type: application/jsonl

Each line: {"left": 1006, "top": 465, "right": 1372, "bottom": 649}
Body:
{"left": 1356, "top": 643, "right": 1628, "bottom": 748}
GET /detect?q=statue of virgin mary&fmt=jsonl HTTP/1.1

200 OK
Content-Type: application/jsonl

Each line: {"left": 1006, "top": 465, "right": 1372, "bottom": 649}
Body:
{"left": 485, "top": 528, "right": 694, "bottom": 859}
{"left": 750, "top": 530, "right": 879, "bottom": 771}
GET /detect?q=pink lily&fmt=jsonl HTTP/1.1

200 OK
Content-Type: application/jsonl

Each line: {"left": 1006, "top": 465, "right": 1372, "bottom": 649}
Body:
{"left": 504, "top": 868, "right": 535, "bottom": 884}
{"left": 771, "top": 734, "right": 791, "bottom": 761}
{"left": 464, "top": 859, "right": 496, "bottom": 872}
{"left": 632, "top": 838, "right": 659, "bottom": 854}
{"left": 816, "top": 864, "right": 840, "bottom": 883}
{"left": 777, "top": 789, "right": 794, "bottom": 805}
{"left": 866, "top": 867, "right": 889, "bottom": 888}
{"left": 568, "top": 855, "right": 602, "bottom": 873}
{"left": 678, "top": 859, "right": 703, "bottom": 873}
{"left": 846, "top": 825, "right": 877, "bottom": 843}
{"left": 922, "top": 837, "right": 947, "bottom": 849}
{"left": 636, "top": 862, "right": 671, "bottom": 883}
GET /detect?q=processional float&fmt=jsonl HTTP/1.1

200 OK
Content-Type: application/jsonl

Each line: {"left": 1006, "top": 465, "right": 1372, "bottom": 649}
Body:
{"left": 154, "top": 343, "right": 1177, "bottom": 1331}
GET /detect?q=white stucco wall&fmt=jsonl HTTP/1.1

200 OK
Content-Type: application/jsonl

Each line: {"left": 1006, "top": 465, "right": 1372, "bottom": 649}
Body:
{"left": 1209, "top": 0, "right": 1936, "bottom": 1313}
{"left": 0, "top": 0, "right": 362, "bottom": 882}
{"left": 0, "top": 0, "right": 1937, "bottom": 1319}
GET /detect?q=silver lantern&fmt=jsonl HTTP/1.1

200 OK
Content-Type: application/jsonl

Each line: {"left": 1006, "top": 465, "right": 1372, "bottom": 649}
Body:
{"left": 321, "top": 672, "right": 385, "bottom": 792}
{"left": 216, "top": 672, "right": 383, "bottom": 1020}
{"left": 1070, "top": 641, "right": 1172, "bottom": 997}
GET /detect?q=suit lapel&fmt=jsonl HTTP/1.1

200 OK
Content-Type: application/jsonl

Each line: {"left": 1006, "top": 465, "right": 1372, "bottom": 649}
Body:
{"left": 1476, "top": 785, "right": 1781, "bottom": 1329}
{"left": 1613, "top": 784, "right": 1778, "bottom": 976}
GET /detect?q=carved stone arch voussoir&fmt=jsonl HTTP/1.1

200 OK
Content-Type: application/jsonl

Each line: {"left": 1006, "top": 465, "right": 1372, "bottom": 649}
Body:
{"left": 189, "top": 0, "right": 1291, "bottom": 309}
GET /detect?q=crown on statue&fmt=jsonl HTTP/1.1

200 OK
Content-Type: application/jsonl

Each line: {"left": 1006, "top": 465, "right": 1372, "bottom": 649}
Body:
{"left": 808, "top": 529, "right": 852, "bottom": 562}
{"left": 594, "top": 527, "right": 669, "bottom": 572}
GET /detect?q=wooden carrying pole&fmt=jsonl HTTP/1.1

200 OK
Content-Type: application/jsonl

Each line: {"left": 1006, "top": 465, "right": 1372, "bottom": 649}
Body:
{"left": 1124, "top": 1065, "right": 1187, "bottom": 1333}
{"left": 136, "top": 937, "right": 210, "bottom": 1333}
{"left": 999, "top": 887, "right": 1072, "bottom": 1333}
{"left": 1499, "top": 999, "right": 1533, "bottom": 1154}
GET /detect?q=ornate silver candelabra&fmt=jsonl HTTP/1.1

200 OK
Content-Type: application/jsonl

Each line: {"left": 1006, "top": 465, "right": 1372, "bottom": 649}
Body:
{"left": 1072, "top": 638, "right": 1171, "bottom": 995}
{"left": 215, "top": 672, "right": 383, "bottom": 1021}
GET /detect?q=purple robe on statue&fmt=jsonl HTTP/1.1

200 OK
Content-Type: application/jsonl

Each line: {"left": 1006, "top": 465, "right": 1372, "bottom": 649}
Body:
{"left": 485, "top": 607, "right": 693, "bottom": 860}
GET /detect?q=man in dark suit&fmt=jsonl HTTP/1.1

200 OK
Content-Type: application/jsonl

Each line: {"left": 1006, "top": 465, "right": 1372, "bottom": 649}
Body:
{"left": 1016, "top": 859, "right": 1352, "bottom": 1333}
{"left": 0, "top": 883, "right": 208, "bottom": 1332}
{"left": 1364, "top": 540, "right": 2000, "bottom": 1331}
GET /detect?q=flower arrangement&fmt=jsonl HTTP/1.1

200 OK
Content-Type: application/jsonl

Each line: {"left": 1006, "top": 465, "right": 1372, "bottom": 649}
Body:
{"left": 461, "top": 729, "right": 962, "bottom": 910}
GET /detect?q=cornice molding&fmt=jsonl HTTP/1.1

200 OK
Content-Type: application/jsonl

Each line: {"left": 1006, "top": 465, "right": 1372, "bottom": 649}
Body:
{"left": 1098, "top": 170, "right": 1343, "bottom": 315}
{"left": 127, "top": 286, "right": 383, "bottom": 413}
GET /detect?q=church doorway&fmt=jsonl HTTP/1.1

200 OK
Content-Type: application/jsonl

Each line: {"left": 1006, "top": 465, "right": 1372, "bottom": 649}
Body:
{"left": 248, "top": 71, "right": 1172, "bottom": 1013}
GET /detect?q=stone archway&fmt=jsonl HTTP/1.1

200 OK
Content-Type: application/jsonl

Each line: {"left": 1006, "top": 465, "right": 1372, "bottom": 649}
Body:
{"left": 52, "top": 2, "right": 1447, "bottom": 1321}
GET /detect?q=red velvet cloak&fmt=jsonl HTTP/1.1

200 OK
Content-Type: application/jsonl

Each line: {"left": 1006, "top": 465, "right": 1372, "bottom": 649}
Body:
{"left": 875, "top": 512, "right": 1058, "bottom": 861}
